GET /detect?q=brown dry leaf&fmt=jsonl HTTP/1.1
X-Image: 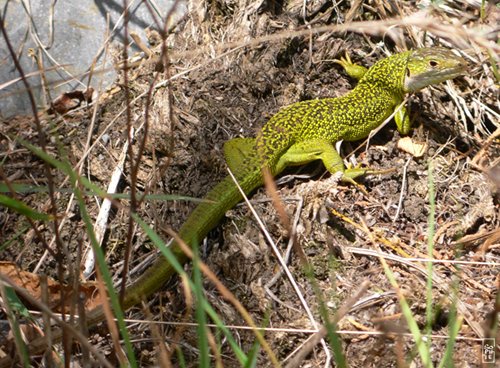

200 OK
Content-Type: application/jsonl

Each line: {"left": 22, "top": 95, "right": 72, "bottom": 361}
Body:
{"left": 47, "top": 87, "right": 94, "bottom": 114}
{"left": 397, "top": 136, "right": 427, "bottom": 157}
{"left": 0, "top": 261, "right": 101, "bottom": 313}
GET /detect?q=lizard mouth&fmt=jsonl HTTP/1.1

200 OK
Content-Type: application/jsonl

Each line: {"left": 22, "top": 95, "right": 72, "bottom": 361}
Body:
{"left": 404, "top": 63, "right": 468, "bottom": 92}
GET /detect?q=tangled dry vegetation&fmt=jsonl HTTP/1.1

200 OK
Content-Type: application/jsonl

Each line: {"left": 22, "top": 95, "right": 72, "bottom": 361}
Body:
{"left": 0, "top": 0, "right": 499, "bottom": 366}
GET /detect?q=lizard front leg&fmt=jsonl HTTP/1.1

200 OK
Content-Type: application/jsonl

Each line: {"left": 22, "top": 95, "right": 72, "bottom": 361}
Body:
{"left": 395, "top": 105, "right": 411, "bottom": 135}
{"left": 333, "top": 52, "right": 368, "bottom": 81}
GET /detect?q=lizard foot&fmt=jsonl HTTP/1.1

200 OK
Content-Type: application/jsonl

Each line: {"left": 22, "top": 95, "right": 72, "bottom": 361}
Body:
{"left": 342, "top": 166, "right": 395, "bottom": 182}
{"left": 333, "top": 52, "right": 367, "bottom": 80}
{"left": 341, "top": 166, "right": 395, "bottom": 195}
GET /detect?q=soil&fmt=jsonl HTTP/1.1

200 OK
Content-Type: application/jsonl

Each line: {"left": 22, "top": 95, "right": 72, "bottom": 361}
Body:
{"left": 0, "top": 1, "right": 498, "bottom": 367}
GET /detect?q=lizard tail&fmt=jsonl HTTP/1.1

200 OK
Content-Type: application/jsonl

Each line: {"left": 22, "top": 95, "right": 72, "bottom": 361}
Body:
{"left": 121, "top": 168, "right": 264, "bottom": 313}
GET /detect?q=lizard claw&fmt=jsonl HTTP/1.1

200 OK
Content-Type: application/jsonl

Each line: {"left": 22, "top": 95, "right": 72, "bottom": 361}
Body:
{"left": 333, "top": 52, "right": 367, "bottom": 80}
{"left": 343, "top": 163, "right": 395, "bottom": 180}
{"left": 340, "top": 165, "right": 395, "bottom": 195}
{"left": 332, "top": 52, "right": 354, "bottom": 70}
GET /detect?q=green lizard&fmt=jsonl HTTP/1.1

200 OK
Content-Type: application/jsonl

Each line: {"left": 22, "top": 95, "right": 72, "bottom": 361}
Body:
{"left": 8, "top": 47, "right": 467, "bottom": 362}
{"left": 115, "top": 47, "right": 466, "bottom": 310}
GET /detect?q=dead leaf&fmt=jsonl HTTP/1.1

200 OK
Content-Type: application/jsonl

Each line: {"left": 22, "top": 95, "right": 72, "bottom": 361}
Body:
{"left": 397, "top": 136, "right": 427, "bottom": 157}
{"left": 47, "top": 87, "right": 94, "bottom": 115}
{"left": 0, "top": 261, "right": 101, "bottom": 313}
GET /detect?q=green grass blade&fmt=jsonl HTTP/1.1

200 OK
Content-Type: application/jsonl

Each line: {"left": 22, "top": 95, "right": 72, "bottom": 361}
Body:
{"left": 304, "top": 262, "right": 346, "bottom": 368}
{"left": 244, "top": 339, "right": 260, "bottom": 368}
{"left": 18, "top": 139, "right": 137, "bottom": 367}
{"left": 0, "top": 194, "right": 52, "bottom": 221}
{"left": 69, "top": 172, "right": 137, "bottom": 367}
{"left": 0, "top": 285, "right": 30, "bottom": 367}
{"left": 0, "top": 224, "right": 29, "bottom": 252}
{"left": 380, "top": 260, "right": 432, "bottom": 367}
{"left": 0, "top": 182, "right": 206, "bottom": 204}
{"left": 192, "top": 247, "right": 210, "bottom": 367}
{"left": 133, "top": 214, "right": 249, "bottom": 365}
{"left": 437, "top": 300, "right": 462, "bottom": 368}
{"left": 175, "top": 346, "right": 187, "bottom": 367}
{"left": 425, "top": 160, "right": 436, "bottom": 343}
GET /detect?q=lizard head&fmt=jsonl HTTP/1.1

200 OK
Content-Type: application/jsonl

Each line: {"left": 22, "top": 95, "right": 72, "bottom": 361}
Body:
{"left": 403, "top": 47, "right": 467, "bottom": 93}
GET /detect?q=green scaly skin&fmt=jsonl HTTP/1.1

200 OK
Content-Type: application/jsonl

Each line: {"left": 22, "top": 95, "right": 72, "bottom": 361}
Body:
{"left": 14, "top": 47, "right": 467, "bottom": 361}
{"left": 119, "top": 47, "right": 466, "bottom": 311}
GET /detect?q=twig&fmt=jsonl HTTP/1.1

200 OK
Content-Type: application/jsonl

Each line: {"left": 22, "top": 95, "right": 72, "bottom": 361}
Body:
{"left": 82, "top": 129, "right": 132, "bottom": 279}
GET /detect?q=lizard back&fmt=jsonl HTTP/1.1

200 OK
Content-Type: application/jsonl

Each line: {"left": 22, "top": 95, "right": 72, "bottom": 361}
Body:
{"left": 256, "top": 50, "right": 412, "bottom": 174}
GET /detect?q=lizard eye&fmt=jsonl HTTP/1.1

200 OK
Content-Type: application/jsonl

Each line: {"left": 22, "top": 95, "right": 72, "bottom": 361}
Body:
{"left": 429, "top": 60, "right": 438, "bottom": 67}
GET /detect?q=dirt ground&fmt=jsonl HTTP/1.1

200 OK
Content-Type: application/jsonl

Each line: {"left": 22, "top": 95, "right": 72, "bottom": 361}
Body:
{"left": 1, "top": 0, "right": 499, "bottom": 367}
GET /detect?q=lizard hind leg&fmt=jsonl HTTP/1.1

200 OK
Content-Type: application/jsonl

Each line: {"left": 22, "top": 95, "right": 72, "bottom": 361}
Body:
{"left": 223, "top": 137, "right": 257, "bottom": 175}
